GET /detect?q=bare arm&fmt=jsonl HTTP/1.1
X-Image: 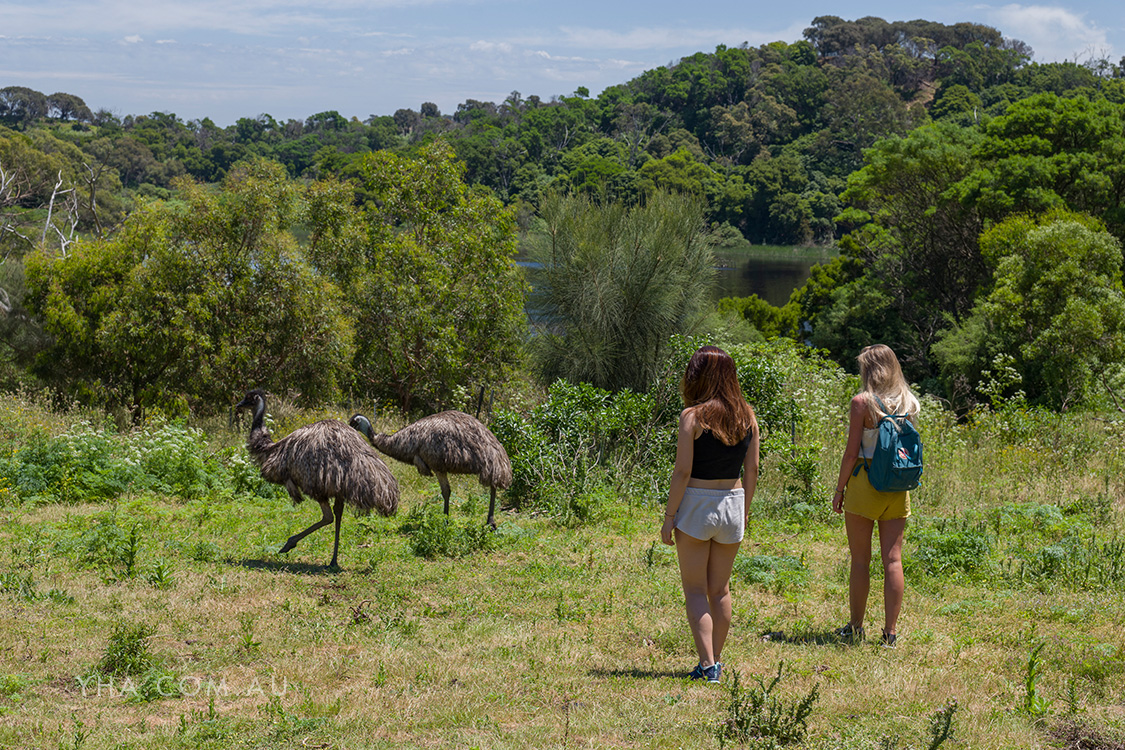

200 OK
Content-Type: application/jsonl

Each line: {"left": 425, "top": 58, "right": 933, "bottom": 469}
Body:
{"left": 832, "top": 394, "right": 869, "bottom": 514}
{"left": 661, "top": 408, "right": 697, "bottom": 545}
{"left": 742, "top": 420, "right": 760, "bottom": 521}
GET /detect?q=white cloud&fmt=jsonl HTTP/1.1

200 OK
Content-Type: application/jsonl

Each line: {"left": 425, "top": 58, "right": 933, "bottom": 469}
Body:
{"left": 382, "top": 47, "right": 413, "bottom": 56}
{"left": 533, "top": 50, "right": 594, "bottom": 63}
{"left": 554, "top": 23, "right": 799, "bottom": 52}
{"left": 0, "top": 0, "right": 476, "bottom": 38}
{"left": 470, "top": 41, "right": 512, "bottom": 53}
{"left": 122, "top": 34, "right": 143, "bottom": 44}
{"left": 982, "top": 4, "right": 1113, "bottom": 61}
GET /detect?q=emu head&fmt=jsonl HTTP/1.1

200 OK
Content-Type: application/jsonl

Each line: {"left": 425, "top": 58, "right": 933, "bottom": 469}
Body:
{"left": 349, "top": 414, "right": 374, "bottom": 441}
{"left": 235, "top": 389, "right": 267, "bottom": 415}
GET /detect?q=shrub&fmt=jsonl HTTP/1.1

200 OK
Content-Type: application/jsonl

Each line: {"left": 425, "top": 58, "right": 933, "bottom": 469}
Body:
{"left": 903, "top": 522, "right": 992, "bottom": 579}
{"left": 97, "top": 622, "right": 155, "bottom": 677}
{"left": 491, "top": 379, "right": 666, "bottom": 517}
{"left": 90, "top": 621, "right": 182, "bottom": 703}
{"left": 493, "top": 337, "right": 820, "bottom": 518}
{"left": 404, "top": 506, "right": 499, "bottom": 559}
{"left": 734, "top": 555, "right": 809, "bottom": 591}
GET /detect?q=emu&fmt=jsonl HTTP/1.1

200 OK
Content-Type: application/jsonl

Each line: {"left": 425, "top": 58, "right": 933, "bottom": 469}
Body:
{"left": 349, "top": 410, "right": 511, "bottom": 527}
{"left": 235, "top": 389, "right": 399, "bottom": 568}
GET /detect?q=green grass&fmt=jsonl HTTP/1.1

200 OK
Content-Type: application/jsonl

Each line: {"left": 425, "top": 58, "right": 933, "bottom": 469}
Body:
{"left": 712, "top": 242, "right": 840, "bottom": 259}
{"left": 0, "top": 391, "right": 1123, "bottom": 748}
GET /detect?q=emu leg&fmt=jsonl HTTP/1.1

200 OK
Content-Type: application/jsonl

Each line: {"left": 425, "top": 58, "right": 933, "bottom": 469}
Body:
{"left": 436, "top": 472, "right": 452, "bottom": 515}
{"left": 487, "top": 485, "right": 497, "bottom": 529}
{"left": 279, "top": 500, "right": 334, "bottom": 556}
{"left": 329, "top": 496, "right": 346, "bottom": 568}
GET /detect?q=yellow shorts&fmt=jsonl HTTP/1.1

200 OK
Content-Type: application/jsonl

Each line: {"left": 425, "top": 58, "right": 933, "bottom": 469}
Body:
{"left": 844, "top": 460, "right": 911, "bottom": 521}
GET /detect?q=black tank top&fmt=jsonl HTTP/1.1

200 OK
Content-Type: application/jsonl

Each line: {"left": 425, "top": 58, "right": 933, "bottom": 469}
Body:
{"left": 691, "top": 429, "right": 752, "bottom": 480}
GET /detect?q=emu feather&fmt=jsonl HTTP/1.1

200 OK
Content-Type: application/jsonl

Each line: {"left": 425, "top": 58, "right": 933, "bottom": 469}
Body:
{"left": 350, "top": 410, "right": 511, "bottom": 527}
{"left": 237, "top": 389, "right": 399, "bottom": 567}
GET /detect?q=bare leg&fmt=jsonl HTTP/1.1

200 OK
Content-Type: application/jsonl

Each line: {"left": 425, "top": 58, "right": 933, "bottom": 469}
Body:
{"left": 675, "top": 530, "right": 740, "bottom": 667}
{"left": 844, "top": 512, "right": 875, "bottom": 628}
{"left": 487, "top": 485, "right": 497, "bottom": 529}
{"left": 706, "top": 539, "right": 741, "bottom": 662}
{"left": 329, "top": 497, "right": 346, "bottom": 568}
{"left": 279, "top": 500, "right": 334, "bottom": 555}
{"left": 436, "top": 472, "right": 452, "bottom": 516}
{"left": 878, "top": 517, "right": 907, "bottom": 635}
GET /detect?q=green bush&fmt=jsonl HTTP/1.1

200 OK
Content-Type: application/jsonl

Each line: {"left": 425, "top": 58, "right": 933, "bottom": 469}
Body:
{"left": 904, "top": 522, "right": 993, "bottom": 579}
{"left": 0, "top": 419, "right": 278, "bottom": 505}
{"left": 97, "top": 622, "right": 156, "bottom": 677}
{"left": 734, "top": 555, "right": 809, "bottom": 590}
{"left": 491, "top": 379, "right": 665, "bottom": 518}
{"left": 493, "top": 337, "right": 819, "bottom": 518}
{"left": 403, "top": 506, "right": 499, "bottom": 559}
{"left": 124, "top": 421, "right": 216, "bottom": 499}
{"left": 651, "top": 336, "right": 803, "bottom": 460}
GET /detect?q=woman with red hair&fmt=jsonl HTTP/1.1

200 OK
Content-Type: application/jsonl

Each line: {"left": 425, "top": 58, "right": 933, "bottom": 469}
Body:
{"left": 661, "top": 346, "right": 760, "bottom": 683}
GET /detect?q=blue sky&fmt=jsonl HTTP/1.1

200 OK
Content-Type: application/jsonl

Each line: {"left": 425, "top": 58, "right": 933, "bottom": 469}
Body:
{"left": 1, "top": 0, "right": 1122, "bottom": 126}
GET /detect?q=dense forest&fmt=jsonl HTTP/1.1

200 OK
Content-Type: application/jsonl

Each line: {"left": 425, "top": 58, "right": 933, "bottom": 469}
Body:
{"left": 3, "top": 15, "right": 1125, "bottom": 417}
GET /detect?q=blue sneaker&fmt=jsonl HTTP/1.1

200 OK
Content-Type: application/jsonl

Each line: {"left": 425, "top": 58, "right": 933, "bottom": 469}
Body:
{"left": 688, "top": 662, "right": 722, "bottom": 683}
{"left": 834, "top": 623, "right": 865, "bottom": 644}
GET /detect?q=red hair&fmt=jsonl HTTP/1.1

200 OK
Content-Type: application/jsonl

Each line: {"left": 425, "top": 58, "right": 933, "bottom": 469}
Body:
{"left": 680, "top": 346, "right": 757, "bottom": 445}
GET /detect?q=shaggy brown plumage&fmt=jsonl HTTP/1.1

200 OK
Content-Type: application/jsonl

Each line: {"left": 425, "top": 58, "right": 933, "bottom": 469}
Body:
{"left": 236, "top": 389, "right": 399, "bottom": 568}
{"left": 349, "top": 411, "right": 512, "bottom": 527}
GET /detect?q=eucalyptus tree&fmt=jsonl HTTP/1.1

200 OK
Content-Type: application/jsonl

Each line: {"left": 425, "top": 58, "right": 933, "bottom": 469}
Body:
{"left": 24, "top": 159, "right": 354, "bottom": 419}
{"left": 306, "top": 140, "right": 527, "bottom": 413}
{"left": 932, "top": 210, "right": 1125, "bottom": 410}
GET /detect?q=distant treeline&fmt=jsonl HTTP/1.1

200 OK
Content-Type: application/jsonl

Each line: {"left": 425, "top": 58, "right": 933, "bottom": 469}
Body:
{"left": 4, "top": 16, "right": 1123, "bottom": 249}
{"left": 5, "top": 15, "right": 1125, "bottom": 415}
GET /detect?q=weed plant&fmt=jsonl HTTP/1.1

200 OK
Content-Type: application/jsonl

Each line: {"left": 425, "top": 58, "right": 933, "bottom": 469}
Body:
{"left": 90, "top": 622, "right": 181, "bottom": 704}
{"left": 734, "top": 554, "right": 810, "bottom": 593}
{"left": 1023, "top": 640, "right": 1053, "bottom": 722}
{"left": 0, "top": 418, "right": 275, "bottom": 506}
{"left": 716, "top": 662, "right": 820, "bottom": 748}
{"left": 402, "top": 504, "right": 501, "bottom": 559}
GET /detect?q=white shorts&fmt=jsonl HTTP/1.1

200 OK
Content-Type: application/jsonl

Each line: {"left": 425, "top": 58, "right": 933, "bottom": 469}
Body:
{"left": 673, "top": 486, "right": 745, "bottom": 544}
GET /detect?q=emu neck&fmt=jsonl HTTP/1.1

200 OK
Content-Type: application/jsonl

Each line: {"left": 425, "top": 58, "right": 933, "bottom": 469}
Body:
{"left": 246, "top": 400, "right": 274, "bottom": 462}
{"left": 369, "top": 432, "right": 413, "bottom": 463}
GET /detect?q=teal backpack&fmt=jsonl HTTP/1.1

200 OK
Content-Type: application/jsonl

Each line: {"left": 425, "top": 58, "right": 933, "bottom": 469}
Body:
{"left": 856, "top": 395, "right": 923, "bottom": 492}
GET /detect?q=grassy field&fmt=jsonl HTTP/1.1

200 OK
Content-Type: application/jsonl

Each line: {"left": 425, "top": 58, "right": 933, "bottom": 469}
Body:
{"left": 0, "top": 384, "right": 1123, "bottom": 749}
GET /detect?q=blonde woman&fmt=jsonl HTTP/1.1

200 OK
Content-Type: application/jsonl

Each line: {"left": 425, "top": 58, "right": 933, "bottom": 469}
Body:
{"left": 831, "top": 344, "right": 920, "bottom": 648}
{"left": 661, "top": 346, "right": 760, "bottom": 682}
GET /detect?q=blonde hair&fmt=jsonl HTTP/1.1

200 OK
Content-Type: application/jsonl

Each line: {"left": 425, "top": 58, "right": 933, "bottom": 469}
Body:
{"left": 857, "top": 344, "right": 920, "bottom": 420}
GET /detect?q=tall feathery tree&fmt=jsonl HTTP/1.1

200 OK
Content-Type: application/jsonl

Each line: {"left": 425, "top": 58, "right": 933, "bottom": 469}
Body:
{"left": 531, "top": 189, "right": 715, "bottom": 392}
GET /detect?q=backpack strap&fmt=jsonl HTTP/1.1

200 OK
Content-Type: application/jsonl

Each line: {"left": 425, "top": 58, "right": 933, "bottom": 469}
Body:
{"left": 862, "top": 395, "right": 900, "bottom": 476}
{"left": 872, "top": 394, "right": 899, "bottom": 418}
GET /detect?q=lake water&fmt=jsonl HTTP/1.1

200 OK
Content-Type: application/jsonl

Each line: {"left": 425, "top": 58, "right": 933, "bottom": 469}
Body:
{"left": 519, "top": 246, "right": 835, "bottom": 311}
